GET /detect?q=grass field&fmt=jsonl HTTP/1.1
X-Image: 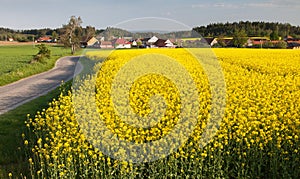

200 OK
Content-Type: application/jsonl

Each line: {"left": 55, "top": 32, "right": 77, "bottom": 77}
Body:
{"left": 22, "top": 48, "right": 299, "bottom": 178}
{"left": 0, "top": 45, "right": 70, "bottom": 86}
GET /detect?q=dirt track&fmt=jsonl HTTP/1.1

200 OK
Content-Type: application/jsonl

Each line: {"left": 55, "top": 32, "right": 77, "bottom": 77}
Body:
{"left": 0, "top": 56, "right": 82, "bottom": 115}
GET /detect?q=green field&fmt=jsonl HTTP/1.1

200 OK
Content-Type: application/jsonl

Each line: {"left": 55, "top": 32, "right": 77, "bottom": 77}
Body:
{"left": 0, "top": 45, "right": 70, "bottom": 86}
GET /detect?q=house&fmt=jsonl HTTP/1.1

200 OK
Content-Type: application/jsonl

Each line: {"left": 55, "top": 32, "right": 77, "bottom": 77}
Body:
{"left": 284, "top": 36, "right": 300, "bottom": 49}
{"left": 140, "top": 38, "right": 150, "bottom": 47}
{"left": 215, "top": 37, "right": 234, "bottom": 47}
{"left": 287, "top": 40, "right": 300, "bottom": 49}
{"left": 179, "top": 38, "right": 202, "bottom": 48}
{"left": 153, "top": 39, "right": 167, "bottom": 47}
{"left": 203, "top": 37, "right": 218, "bottom": 46}
{"left": 123, "top": 41, "right": 132, "bottom": 48}
{"left": 148, "top": 36, "right": 159, "bottom": 48}
{"left": 81, "top": 37, "right": 99, "bottom": 48}
{"left": 153, "top": 39, "right": 176, "bottom": 48}
{"left": 165, "top": 39, "right": 176, "bottom": 47}
{"left": 131, "top": 40, "right": 138, "bottom": 47}
{"left": 148, "top": 36, "right": 159, "bottom": 43}
{"left": 284, "top": 35, "right": 294, "bottom": 41}
{"left": 247, "top": 37, "right": 270, "bottom": 47}
{"left": 113, "top": 38, "right": 131, "bottom": 48}
{"left": 100, "top": 41, "right": 113, "bottom": 48}
{"left": 37, "top": 36, "right": 52, "bottom": 43}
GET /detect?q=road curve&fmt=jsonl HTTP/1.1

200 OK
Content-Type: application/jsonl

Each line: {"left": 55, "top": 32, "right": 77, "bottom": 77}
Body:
{"left": 0, "top": 56, "right": 82, "bottom": 115}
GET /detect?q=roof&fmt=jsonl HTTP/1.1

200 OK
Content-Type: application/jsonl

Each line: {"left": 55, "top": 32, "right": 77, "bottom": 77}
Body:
{"left": 285, "top": 35, "right": 294, "bottom": 40}
{"left": 165, "top": 39, "right": 173, "bottom": 45}
{"left": 154, "top": 39, "right": 167, "bottom": 47}
{"left": 140, "top": 38, "right": 150, "bottom": 42}
{"left": 114, "top": 38, "right": 127, "bottom": 45}
{"left": 287, "top": 40, "right": 300, "bottom": 44}
{"left": 81, "top": 36, "right": 93, "bottom": 42}
{"left": 148, "top": 36, "right": 159, "bottom": 43}
{"left": 37, "top": 36, "right": 51, "bottom": 42}
{"left": 101, "top": 41, "right": 112, "bottom": 45}
{"left": 249, "top": 37, "right": 270, "bottom": 40}
{"left": 252, "top": 40, "right": 265, "bottom": 45}
{"left": 287, "top": 41, "right": 300, "bottom": 47}
{"left": 203, "top": 37, "right": 216, "bottom": 44}
{"left": 180, "top": 38, "right": 201, "bottom": 41}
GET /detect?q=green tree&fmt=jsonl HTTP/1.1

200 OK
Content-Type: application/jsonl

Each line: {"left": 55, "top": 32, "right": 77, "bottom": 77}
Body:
{"left": 232, "top": 29, "right": 248, "bottom": 48}
{"left": 31, "top": 44, "right": 51, "bottom": 63}
{"left": 270, "top": 26, "right": 279, "bottom": 40}
{"left": 84, "top": 26, "right": 96, "bottom": 39}
{"left": 60, "top": 16, "right": 83, "bottom": 54}
{"left": 270, "top": 31, "right": 279, "bottom": 40}
{"left": 51, "top": 31, "right": 58, "bottom": 42}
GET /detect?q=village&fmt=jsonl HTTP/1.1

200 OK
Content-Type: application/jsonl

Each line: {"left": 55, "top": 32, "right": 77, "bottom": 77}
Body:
{"left": 76, "top": 35, "right": 300, "bottom": 49}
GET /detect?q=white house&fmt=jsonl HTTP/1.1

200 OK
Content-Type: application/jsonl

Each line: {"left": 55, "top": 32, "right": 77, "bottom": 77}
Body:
{"left": 148, "top": 36, "right": 159, "bottom": 43}
{"left": 165, "top": 39, "right": 175, "bottom": 47}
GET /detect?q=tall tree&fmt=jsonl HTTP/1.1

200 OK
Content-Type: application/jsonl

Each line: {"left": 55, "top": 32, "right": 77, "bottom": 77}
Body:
{"left": 84, "top": 26, "right": 96, "bottom": 39}
{"left": 61, "top": 16, "right": 83, "bottom": 54}
{"left": 232, "top": 29, "right": 248, "bottom": 48}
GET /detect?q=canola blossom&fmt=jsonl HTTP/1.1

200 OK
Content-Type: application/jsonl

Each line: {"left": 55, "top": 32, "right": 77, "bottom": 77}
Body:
{"left": 25, "top": 48, "right": 300, "bottom": 178}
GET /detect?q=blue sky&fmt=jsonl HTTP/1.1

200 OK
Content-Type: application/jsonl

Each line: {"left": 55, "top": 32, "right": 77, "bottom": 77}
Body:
{"left": 1, "top": 0, "right": 300, "bottom": 30}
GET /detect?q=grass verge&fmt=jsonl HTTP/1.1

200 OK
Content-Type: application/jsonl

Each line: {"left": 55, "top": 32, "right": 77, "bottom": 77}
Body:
{"left": 0, "top": 82, "right": 72, "bottom": 178}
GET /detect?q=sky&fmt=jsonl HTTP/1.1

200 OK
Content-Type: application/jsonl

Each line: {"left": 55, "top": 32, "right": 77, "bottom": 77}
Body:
{"left": 0, "top": 0, "right": 300, "bottom": 30}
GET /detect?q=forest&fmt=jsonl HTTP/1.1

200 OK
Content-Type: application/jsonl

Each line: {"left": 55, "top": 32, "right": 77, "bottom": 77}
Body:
{"left": 193, "top": 21, "right": 300, "bottom": 39}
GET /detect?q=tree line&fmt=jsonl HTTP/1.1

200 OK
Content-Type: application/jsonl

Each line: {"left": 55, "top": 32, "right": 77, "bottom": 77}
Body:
{"left": 2, "top": 20, "right": 300, "bottom": 42}
{"left": 193, "top": 21, "right": 300, "bottom": 39}
{"left": 1, "top": 19, "right": 300, "bottom": 52}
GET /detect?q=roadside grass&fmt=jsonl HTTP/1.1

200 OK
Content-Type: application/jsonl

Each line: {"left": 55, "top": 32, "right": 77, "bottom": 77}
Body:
{"left": 0, "top": 82, "right": 71, "bottom": 178}
{"left": 0, "top": 45, "right": 73, "bottom": 86}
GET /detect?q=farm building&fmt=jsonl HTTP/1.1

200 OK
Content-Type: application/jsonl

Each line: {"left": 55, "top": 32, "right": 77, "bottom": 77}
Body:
{"left": 37, "top": 36, "right": 52, "bottom": 43}
{"left": 100, "top": 41, "right": 113, "bottom": 48}
{"left": 113, "top": 38, "right": 131, "bottom": 48}
{"left": 81, "top": 37, "right": 99, "bottom": 48}
{"left": 203, "top": 37, "right": 218, "bottom": 46}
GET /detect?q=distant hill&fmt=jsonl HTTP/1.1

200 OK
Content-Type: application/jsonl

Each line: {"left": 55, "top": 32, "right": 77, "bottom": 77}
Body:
{"left": 98, "top": 27, "right": 201, "bottom": 40}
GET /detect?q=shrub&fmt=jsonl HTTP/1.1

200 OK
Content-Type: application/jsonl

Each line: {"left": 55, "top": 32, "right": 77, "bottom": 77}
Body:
{"left": 274, "top": 41, "right": 287, "bottom": 49}
{"left": 31, "top": 44, "right": 51, "bottom": 63}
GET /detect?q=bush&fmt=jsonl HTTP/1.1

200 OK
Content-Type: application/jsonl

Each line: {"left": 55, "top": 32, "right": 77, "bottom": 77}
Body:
{"left": 262, "top": 41, "right": 274, "bottom": 48}
{"left": 274, "top": 41, "right": 287, "bottom": 49}
{"left": 31, "top": 44, "right": 51, "bottom": 63}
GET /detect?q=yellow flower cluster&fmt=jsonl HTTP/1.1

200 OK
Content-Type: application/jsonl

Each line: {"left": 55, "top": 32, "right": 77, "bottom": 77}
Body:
{"left": 25, "top": 48, "right": 300, "bottom": 178}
